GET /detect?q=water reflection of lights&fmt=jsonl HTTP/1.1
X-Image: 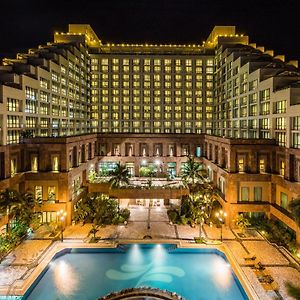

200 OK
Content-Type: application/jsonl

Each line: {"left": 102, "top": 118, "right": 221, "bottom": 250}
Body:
{"left": 53, "top": 260, "right": 79, "bottom": 296}
{"left": 128, "top": 244, "right": 143, "bottom": 265}
{"left": 152, "top": 244, "right": 166, "bottom": 265}
{"left": 212, "top": 258, "right": 231, "bottom": 289}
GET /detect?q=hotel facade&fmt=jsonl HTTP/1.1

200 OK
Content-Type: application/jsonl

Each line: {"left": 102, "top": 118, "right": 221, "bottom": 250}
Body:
{"left": 0, "top": 24, "right": 300, "bottom": 242}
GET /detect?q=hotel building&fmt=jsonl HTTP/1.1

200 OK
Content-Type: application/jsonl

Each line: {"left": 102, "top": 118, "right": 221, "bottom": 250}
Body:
{"left": 0, "top": 24, "right": 300, "bottom": 242}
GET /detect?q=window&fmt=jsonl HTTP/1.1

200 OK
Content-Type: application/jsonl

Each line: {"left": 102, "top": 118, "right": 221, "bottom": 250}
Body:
{"left": 40, "top": 77, "right": 49, "bottom": 89}
{"left": 275, "top": 132, "right": 286, "bottom": 147}
{"left": 241, "top": 187, "right": 249, "bottom": 201}
{"left": 31, "top": 155, "right": 38, "bottom": 172}
{"left": 293, "top": 116, "right": 300, "bottom": 130}
{"left": 182, "top": 144, "right": 189, "bottom": 156}
{"left": 292, "top": 133, "right": 300, "bottom": 149}
{"left": 113, "top": 144, "right": 120, "bottom": 156}
{"left": 7, "top": 98, "right": 19, "bottom": 112}
{"left": 249, "top": 80, "right": 258, "bottom": 91}
{"left": 280, "top": 192, "right": 288, "bottom": 210}
{"left": 196, "top": 146, "right": 201, "bottom": 157}
{"left": 25, "top": 86, "right": 37, "bottom": 100}
{"left": 254, "top": 187, "right": 262, "bottom": 201}
{"left": 52, "top": 156, "right": 59, "bottom": 172}
{"left": 261, "top": 88, "right": 270, "bottom": 101}
{"left": 279, "top": 160, "right": 285, "bottom": 176}
{"left": 10, "top": 158, "right": 17, "bottom": 177}
{"left": 7, "top": 116, "right": 20, "bottom": 128}
{"left": 259, "top": 159, "right": 266, "bottom": 173}
{"left": 238, "top": 158, "right": 244, "bottom": 172}
{"left": 260, "top": 102, "right": 270, "bottom": 115}
{"left": 35, "top": 186, "right": 43, "bottom": 204}
{"left": 274, "top": 100, "right": 287, "bottom": 114}
{"left": 47, "top": 186, "right": 56, "bottom": 202}
{"left": 275, "top": 117, "right": 286, "bottom": 130}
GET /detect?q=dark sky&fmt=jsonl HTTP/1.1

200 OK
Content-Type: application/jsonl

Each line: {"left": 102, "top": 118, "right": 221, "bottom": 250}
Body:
{"left": 1, "top": 0, "right": 300, "bottom": 60}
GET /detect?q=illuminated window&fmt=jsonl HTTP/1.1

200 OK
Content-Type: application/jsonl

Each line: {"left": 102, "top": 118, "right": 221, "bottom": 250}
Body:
{"left": 52, "top": 156, "right": 59, "bottom": 172}
{"left": 165, "top": 66, "right": 171, "bottom": 73}
{"left": 48, "top": 186, "right": 56, "bottom": 202}
{"left": 274, "top": 100, "right": 287, "bottom": 114}
{"left": 261, "top": 89, "right": 270, "bottom": 101}
{"left": 35, "top": 186, "right": 43, "bottom": 203}
{"left": 280, "top": 192, "right": 288, "bottom": 209}
{"left": 275, "top": 117, "right": 286, "bottom": 130}
{"left": 238, "top": 158, "right": 245, "bottom": 172}
{"left": 164, "top": 59, "right": 171, "bottom": 65}
{"left": 241, "top": 187, "right": 249, "bottom": 201}
{"left": 112, "top": 65, "right": 119, "bottom": 72}
{"left": 31, "top": 155, "right": 38, "bottom": 172}
{"left": 259, "top": 158, "right": 266, "bottom": 173}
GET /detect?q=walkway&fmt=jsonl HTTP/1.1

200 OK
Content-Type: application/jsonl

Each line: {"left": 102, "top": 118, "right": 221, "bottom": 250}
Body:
{"left": 0, "top": 206, "right": 299, "bottom": 300}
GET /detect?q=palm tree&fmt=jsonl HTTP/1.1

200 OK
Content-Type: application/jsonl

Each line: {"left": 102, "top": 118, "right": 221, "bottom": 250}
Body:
{"left": 17, "top": 191, "right": 37, "bottom": 226}
{"left": 235, "top": 213, "right": 250, "bottom": 234}
{"left": 180, "top": 155, "right": 207, "bottom": 187}
{"left": 0, "top": 189, "right": 23, "bottom": 234}
{"left": 109, "top": 163, "right": 130, "bottom": 188}
{"left": 288, "top": 196, "right": 300, "bottom": 227}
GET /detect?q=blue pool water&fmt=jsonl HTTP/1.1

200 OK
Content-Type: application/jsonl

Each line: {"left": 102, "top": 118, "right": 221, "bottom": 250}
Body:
{"left": 24, "top": 244, "right": 248, "bottom": 300}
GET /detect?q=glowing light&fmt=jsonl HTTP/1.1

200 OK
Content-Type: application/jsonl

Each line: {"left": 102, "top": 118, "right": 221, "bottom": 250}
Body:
{"left": 155, "top": 160, "right": 160, "bottom": 165}
{"left": 152, "top": 244, "right": 166, "bottom": 265}
{"left": 141, "top": 159, "right": 147, "bottom": 165}
{"left": 212, "top": 258, "right": 231, "bottom": 289}
{"left": 53, "top": 260, "right": 79, "bottom": 296}
{"left": 128, "top": 244, "right": 143, "bottom": 265}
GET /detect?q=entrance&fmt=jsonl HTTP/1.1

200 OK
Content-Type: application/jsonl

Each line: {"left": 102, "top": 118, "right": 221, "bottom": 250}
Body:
{"left": 136, "top": 199, "right": 164, "bottom": 207}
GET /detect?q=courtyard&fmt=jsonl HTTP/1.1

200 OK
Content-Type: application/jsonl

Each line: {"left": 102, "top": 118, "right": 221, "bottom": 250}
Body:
{"left": 0, "top": 205, "right": 299, "bottom": 300}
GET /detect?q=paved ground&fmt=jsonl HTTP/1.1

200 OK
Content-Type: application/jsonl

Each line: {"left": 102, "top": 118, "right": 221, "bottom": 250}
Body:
{"left": 0, "top": 205, "right": 300, "bottom": 300}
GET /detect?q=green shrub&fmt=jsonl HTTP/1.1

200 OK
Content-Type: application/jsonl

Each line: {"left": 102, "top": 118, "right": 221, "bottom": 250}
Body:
{"left": 120, "top": 208, "right": 130, "bottom": 221}
{"left": 112, "top": 216, "right": 120, "bottom": 225}
{"left": 249, "top": 216, "right": 297, "bottom": 254}
{"left": 180, "top": 215, "right": 188, "bottom": 225}
{"left": 194, "top": 237, "right": 206, "bottom": 244}
{"left": 167, "top": 209, "right": 179, "bottom": 223}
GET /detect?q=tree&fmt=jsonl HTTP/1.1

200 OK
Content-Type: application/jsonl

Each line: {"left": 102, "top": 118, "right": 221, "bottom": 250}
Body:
{"left": 89, "top": 224, "right": 99, "bottom": 242}
{"left": 17, "top": 191, "right": 37, "bottom": 227}
{"left": 0, "top": 189, "right": 37, "bottom": 240}
{"left": 179, "top": 187, "right": 217, "bottom": 237}
{"left": 235, "top": 213, "right": 250, "bottom": 233}
{"left": 289, "top": 197, "right": 300, "bottom": 227}
{"left": 109, "top": 163, "right": 130, "bottom": 188}
{"left": 0, "top": 189, "right": 23, "bottom": 234}
{"left": 285, "top": 282, "right": 300, "bottom": 299}
{"left": 73, "top": 193, "right": 129, "bottom": 226}
{"left": 180, "top": 155, "right": 207, "bottom": 187}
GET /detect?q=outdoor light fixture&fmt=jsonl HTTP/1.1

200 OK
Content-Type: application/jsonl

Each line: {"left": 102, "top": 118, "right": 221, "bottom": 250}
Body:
{"left": 215, "top": 210, "right": 227, "bottom": 242}
{"left": 57, "top": 209, "right": 67, "bottom": 242}
{"left": 155, "top": 160, "right": 160, "bottom": 165}
{"left": 141, "top": 159, "right": 147, "bottom": 165}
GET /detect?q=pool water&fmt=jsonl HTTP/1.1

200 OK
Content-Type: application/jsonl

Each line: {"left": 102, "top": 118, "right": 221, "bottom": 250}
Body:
{"left": 24, "top": 244, "right": 248, "bottom": 300}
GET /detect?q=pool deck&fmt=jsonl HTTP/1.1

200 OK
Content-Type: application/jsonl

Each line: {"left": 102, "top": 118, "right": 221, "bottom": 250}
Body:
{"left": 0, "top": 206, "right": 299, "bottom": 299}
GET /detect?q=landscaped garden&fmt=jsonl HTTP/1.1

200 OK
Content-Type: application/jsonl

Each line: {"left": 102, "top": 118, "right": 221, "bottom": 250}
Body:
{"left": 0, "top": 189, "right": 39, "bottom": 262}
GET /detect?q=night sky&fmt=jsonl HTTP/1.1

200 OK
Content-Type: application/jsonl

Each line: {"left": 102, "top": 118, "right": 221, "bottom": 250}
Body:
{"left": 1, "top": 0, "right": 300, "bottom": 60}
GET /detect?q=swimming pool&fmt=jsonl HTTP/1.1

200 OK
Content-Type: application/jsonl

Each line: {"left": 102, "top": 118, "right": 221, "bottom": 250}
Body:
{"left": 24, "top": 244, "right": 249, "bottom": 300}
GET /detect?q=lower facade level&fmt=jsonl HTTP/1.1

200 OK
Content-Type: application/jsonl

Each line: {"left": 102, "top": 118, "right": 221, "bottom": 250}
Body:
{"left": 0, "top": 133, "right": 299, "bottom": 242}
